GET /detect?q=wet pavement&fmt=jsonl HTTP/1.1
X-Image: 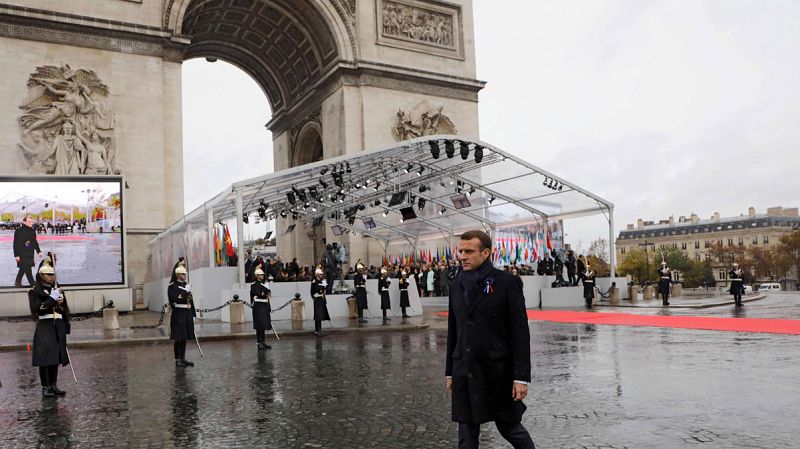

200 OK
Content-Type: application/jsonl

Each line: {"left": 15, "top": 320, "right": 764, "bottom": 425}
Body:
{"left": 0, "top": 293, "right": 798, "bottom": 448}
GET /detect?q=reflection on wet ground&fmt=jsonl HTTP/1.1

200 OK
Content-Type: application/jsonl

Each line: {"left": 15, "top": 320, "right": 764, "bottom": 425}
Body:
{"left": 0, "top": 293, "right": 798, "bottom": 448}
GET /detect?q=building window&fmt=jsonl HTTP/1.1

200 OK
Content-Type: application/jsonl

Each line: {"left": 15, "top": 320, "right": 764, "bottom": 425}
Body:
{"left": 681, "top": 242, "right": 687, "bottom": 250}
{"left": 763, "top": 236, "right": 769, "bottom": 244}
{"left": 660, "top": 244, "right": 665, "bottom": 249}
{"left": 672, "top": 243, "right": 677, "bottom": 249}
{"left": 717, "top": 240, "right": 722, "bottom": 246}
{"left": 705, "top": 241, "right": 711, "bottom": 248}
{"left": 621, "top": 247, "right": 626, "bottom": 254}
{"left": 738, "top": 238, "right": 744, "bottom": 246}
{"left": 695, "top": 241, "right": 700, "bottom": 249}
{"left": 705, "top": 253, "right": 711, "bottom": 261}
{"left": 753, "top": 237, "right": 758, "bottom": 245}
{"left": 727, "top": 239, "right": 733, "bottom": 246}
{"left": 719, "top": 270, "right": 727, "bottom": 280}
{"left": 695, "top": 253, "right": 701, "bottom": 261}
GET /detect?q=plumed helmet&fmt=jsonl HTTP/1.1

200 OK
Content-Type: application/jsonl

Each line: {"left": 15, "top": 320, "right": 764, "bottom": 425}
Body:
{"left": 401, "top": 270, "right": 407, "bottom": 277}
{"left": 38, "top": 264, "right": 55, "bottom": 275}
{"left": 254, "top": 267, "right": 265, "bottom": 276}
{"left": 175, "top": 266, "right": 187, "bottom": 275}
{"left": 356, "top": 262, "right": 365, "bottom": 270}
{"left": 661, "top": 261, "right": 667, "bottom": 266}
{"left": 733, "top": 262, "right": 738, "bottom": 267}
{"left": 380, "top": 267, "right": 388, "bottom": 274}
{"left": 315, "top": 267, "right": 324, "bottom": 275}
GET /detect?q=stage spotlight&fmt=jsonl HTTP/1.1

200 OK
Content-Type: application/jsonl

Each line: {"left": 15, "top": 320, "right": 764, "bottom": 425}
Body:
{"left": 403, "top": 163, "right": 412, "bottom": 174}
{"left": 280, "top": 211, "right": 288, "bottom": 219}
{"left": 345, "top": 162, "right": 352, "bottom": 173}
{"left": 418, "top": 198, "right": 426, "bottom": 210}
{"left": 439, "top": 207, "right": 446, "bottom": 215}
{"left": 419, "top": 184, "right": 427, "bottom": 193}
{"left": 292, "top": 213, "right": 298, "bottom": 220}
{"left": 417, "top": 167, "right": 424, "bottom": 177}
{"left": 542, "top": 177, "right": 549, "bottom": 186}
{"left": 460, "top": 141, "right": 470, "bottom": 160}
{"left": 44, "top": 202, "right": 49, "bottom": 208}
{"left": 383, "top": 209, "right": 389, "bottom": 217}
{"left": 320, "top": 167, "right": 328, "bottom": 176}
{"left": 558, "top": 184, "right": 563, "bottom": 191}
{"left": 355, "top": 181, "right": 362, "bottom": 189}
{"left": 358, "top": 204, "right": 366, "bottom": 211}
{"left": 338, "top": 196, "right": 345, "bottom": 204}
{"left": 319, "top": 179, "right": 328, "bottom": 188}
{"left": 488, "top": 195, "right": 496, "bottom": 204}
{"left": 429, "top": 140, "right": 440, "bottom": 159}
{"left": 445, "top": 140, "right": 455, "bottom": 158}
{"left": 373, "top": 183, "right": 380, "bottom": 192}
{"left": 286, "top": 192, "right": 296, "bottom": 205}
{"left": 311, "top": 206, "right": 317, "bottom": 212}
{"left": 374, "top": 199, "right": 382, "bottom": 207}
{"left": 474, "top": 144, "right": 484, "bottom": 163}
{"left": 243, "top": 213, "right": 249, "bottom": 224}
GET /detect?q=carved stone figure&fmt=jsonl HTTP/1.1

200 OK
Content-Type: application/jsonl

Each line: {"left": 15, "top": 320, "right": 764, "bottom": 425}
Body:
{"left": 391, "top": 101, "right": 456, "bottom": 141}
{"left": 17, "top": 64, "right": 119, "bottom": 174}
{"left": 381, "top": 2, "right": 454, "bottom": 48}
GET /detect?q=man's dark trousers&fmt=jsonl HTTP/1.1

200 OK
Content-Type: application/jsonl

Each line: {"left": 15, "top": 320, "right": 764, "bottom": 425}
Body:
{"left": 15, "top": 262, "right": 34, "bottom": 287}
{"left": 458, "top": 421, "right": 535, "bottom": 449}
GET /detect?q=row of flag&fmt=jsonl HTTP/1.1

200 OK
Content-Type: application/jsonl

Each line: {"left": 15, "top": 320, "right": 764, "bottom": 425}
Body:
{"left": 382, "top": 245, "right": 458, "bottom": 267}
{"left": 213, "top": 223, "right": 235, "bottom": 267}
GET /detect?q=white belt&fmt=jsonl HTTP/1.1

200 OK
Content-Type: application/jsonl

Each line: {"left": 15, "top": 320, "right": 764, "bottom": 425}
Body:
{"left": 173, "top": 303, "right": 190, "bottom": 309}
{"left": 356, "top": 285, "right": 366, "bottom": 289}
{"left": 313, "top": 294, "right": 324, "bottom": 298}
{"left": 253, "top": 298, "right": 269, "bottom": 303}
{"left": 39, "top": 313, "right": 62, "bottom": 320}
{"left": 731, "top": 279, "right": 742, "bottom": 282}
{"left": 381, "top": 289, "right": 389, "bottom": 292}
{"left": 584, "top": 280, "right": 594, "bottom": 284}
{"left": 660, "top": 277, "right": 670, "bottom": 280}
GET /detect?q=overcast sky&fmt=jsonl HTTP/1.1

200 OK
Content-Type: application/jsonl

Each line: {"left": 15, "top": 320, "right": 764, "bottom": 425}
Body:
{"left": 182, "top": 0, "right": 800, "bottom": 253}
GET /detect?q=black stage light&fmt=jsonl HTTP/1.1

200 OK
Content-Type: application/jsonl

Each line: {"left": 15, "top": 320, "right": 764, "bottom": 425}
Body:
{"left": 417, "top": 167, "right": 424, "bottom": 177}
{"left": 319, "top": 179, "right": 328, "bottom": 188}
{"left": 488, "top": 195, "right": 496, "bottom": 204}
{"left": 320, "top": 167, "right": 328, "bottom": 176}
{"left": 280, "top": 211, "right": 288, "bottom": 219}
{"left": 558, "top": 184, "right": 563, "bottom": 191}
{"left": 286, "top": 192, "right": 296, "bottom": 205}
{"left": 292, "top": 213, "right": 298, "bottom": 220}
{"left": 388, "top": 191, "right": 407, "bottom": 207}
{"left": 243, "top": 213, "right": 249, "bottom": 224}
{"left": 345, "top": 162, "right": 352, "bottom": 173}
{"left": 358, "top": 204, "right": 366, "bottom": 211}
{"left": 439, "top": 207, "right": 446, "bottom": 215}
{"left": 374, "top": 199, "right": 381, "bottom": 207}
{"left": 542, "top": 177, "right": 549, "bottom": 186}
{"left": 44, "top": 203, "right": 49, "bottom": 208}
{"left": 429, "top": 140, "right": 440, "bottom": 159}
{"left": 418, "top": 198, "right": 426, "bottom": 210}
{"left": 373, "top": 183, "right": 380, "bottom": 191}
{"left": 399, "top": 207, "right": 417, "bottom": 222}
{"left": 445, "top": 140, "right": 455, "bottom": 158}
{"left": 419, "top": 184, "right": 427, "bottom": 193}
{"left": 474, "top": 144, "right": 484, "bottom": 163}
{"left": 403, "top": 163, "right": 412, "bottom": 174}
{"left": 460, "top": 141, "right": 470, "bottom": 160}
{"left": 355, "top": 181, "right": 362, "bottom": 189}
{"left": 382, "top": 209, "right": 389, "bottom": 217}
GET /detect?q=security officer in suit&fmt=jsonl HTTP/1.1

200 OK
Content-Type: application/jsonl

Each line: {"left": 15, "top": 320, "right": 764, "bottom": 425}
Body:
{"left": 311, "top": 267, "right": 331, "bottom": 336}
{"left": 399, "top": 270, "right": 411, "bottom": 319}
{"left": 582, "top": 264, "right": 596, "bottom": 309}
{"left": 657, "top": 261, "right": 671, "bottom": 306}
{"left": 353, "top": 261, "right": 368, "bottom": 324}
{"left": 168, "top": 265, "right": 196, "bottom": 367}
{"left": 445, "top": 230, "right": 535, "bottom": 449}
{"left": 250, "top": 267, "right": 272, "bottom": 349}
{"left": 29, "top": 261, "right": 70, "bottom": 398}
{"left": 378, "top": 267, "right": 392, "bottom": 324}
{"left": 14, "top": 215, "right": 42, "bottom": 287}
{"left": 729, "top": 262, "right": 744, "bottom": 306}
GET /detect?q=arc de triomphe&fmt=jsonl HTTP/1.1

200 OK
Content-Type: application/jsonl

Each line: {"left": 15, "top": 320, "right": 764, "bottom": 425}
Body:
{"left": 0, "top": 0, "right": 483, "bottom": 292}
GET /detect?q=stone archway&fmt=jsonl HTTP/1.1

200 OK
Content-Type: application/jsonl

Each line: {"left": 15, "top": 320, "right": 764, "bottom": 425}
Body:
{"left": 290, "top": 117, "right": 326, "bottom": 265}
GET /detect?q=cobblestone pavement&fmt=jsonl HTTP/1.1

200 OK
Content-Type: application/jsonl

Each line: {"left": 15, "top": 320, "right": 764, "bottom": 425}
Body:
{"left": 2, "top": 297, "right": 799, "bottom": 448}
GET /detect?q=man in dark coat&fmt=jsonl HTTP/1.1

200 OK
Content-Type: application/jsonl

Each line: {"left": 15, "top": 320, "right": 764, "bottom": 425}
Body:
{"left": 576, "top": 255, "right": 587, "bottom": 282}
{"left": 14, "top": 215, "right": 42, "bottom": 287}
{"left": 399, "top": 270, "right": 411, "bottom": 319}
{"left": 379, "top": 267, "right": 392, "bottom": 323}
{"left": 729, "top": 262, "right": 744, "bottom": 306}
{"left": 445, "top": 230, "right": 535, "bottom": 449}
{"left": 354, "top": 262, "right": 369, "bottom": 324}
{"left": 321, "top": 245, "right": 337, "bottom": 294}
{"left": 657, "top": 261, "right": 671, "bottom": 306}
{"left": 250, "top": 267, "right": 272, "bottom": 349}
{"left": 311, "top": 267, "right": 331, "bottom": 336}
{"left": 565, "top": 250, "right": 577, "bottom": 286}
{"left": 582, "top": 264, "right": 596, "bottom": 309}
{"left": 168, "top": 265, "right": 196, "bottom": 367}
{"left": 29, "top": 262, "right": 70, "bottom": 398}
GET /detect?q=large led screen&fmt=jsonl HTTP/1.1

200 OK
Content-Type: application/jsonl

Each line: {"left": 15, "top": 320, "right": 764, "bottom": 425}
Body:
{"left": 0, "top": 176, "right": 124, "bottom": 288}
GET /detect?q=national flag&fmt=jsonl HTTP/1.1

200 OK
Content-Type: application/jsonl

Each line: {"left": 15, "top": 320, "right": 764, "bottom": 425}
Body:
{"left": 224, "top": 224, "right": 235, "bottom": 257}
{"left": 546, "top": 225, "right": 553, "bottom": 252}
{"left": 213, "top": 227, "right": 221, "bottom": 266}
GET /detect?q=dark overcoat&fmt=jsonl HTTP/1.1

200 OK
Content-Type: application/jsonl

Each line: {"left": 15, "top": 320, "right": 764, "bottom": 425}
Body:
{"left": 168, "top": 282, "right": 196, "bottom": 341}
{"left": 14, "top": 224, "right": 40, "bottom": 266}
{"left": 378, "top": 277, "right": 392, "bottom": 310}
{"left": 729, "top": 269, "right": 744, "bottom": 294}
{"left": 311, "top": 279, "right": 331, "bottom": 321}
{"left": 399, "top": 277, "right": 411, "bottom": 307}
{"left": 445, "top": 261, "right": 531, "bottom": 424}
{"left": 29, "top": 282, "right": 70, "bottom": 367}
{"left": 657, "top": 268, "right": 671, "bottom": 295}
{"left": 582, "top": 271, "right": 596, "bottom": 300}
{"left": 354, "top": 273, "right": 369, "bottom": 310}
{"left": 250, "top": 281, "right": 272, "bottom": 330}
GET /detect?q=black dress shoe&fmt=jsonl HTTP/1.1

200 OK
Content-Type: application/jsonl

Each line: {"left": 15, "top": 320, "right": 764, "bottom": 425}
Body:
{"left": 175, "top": 359, "right": 188, "bottom": 367}
{"left": 182, "top": 359, "right": 194, "bottom": 367}
{"left": 257, "top": 343, "right": 271, "bottom": 349}
{"left": 358, "top": 318, "right": 368, "bottom": 323}
{"left": 42, "top": 387, "right": 56, "bottom": 398}
{"left": 51, "top": 385, "right": 66, "bottom": 396}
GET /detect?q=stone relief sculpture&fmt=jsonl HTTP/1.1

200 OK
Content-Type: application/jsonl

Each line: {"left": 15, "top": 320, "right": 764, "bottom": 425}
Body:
{"left": 382, "top": 1, "right": 454, "bottom": 48}
{"left": 17, "top": 64, "right": 120, "bottom": 175}
{"left": 391, "top": 101, "right": 456, "bottom": 141}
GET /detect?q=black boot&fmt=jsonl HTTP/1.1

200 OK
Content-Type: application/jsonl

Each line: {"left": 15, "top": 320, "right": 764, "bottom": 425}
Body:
{"left": 182, "top": 359, "right": 194, "bottom": 367}
{"left": 175, "top": 359, "right": 188, "bottom": 367}
{"left": 42, "top": 387, "right": 56, "bottom": 398}
{"left": 51, "top": 385, "right": 66, "bottom": 396}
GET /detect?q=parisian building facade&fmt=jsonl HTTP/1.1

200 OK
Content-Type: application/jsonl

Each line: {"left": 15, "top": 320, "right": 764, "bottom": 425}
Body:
{"left": 616, "top": 206, "right": 800, "bottom": 287}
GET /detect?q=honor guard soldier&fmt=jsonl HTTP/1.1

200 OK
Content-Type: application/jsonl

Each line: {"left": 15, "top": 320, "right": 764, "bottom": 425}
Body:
{"left": 399, "top": 270, "right": 411, "bottom": 319}
{"left": 250, "top": 267, "right": 272, "bottom": 349}
{"left": 378, "top": 267, "right": 392, "bottom": 324}
{"left": 169, "top": 266, "right": 196, "bottom": 367}
{"left": 311, "top": 267, "right": 331, "bottom": 337}
{"left": 658, "top": 261, "right": 671, "bottom": 306}
{"left": 29, "top": 261, "right": 70, "bottom": 398}
{"left": 354, "top": 261, "right": 369, "bottom": 324}
{"left": 729, "top": 262, "right": 744, "bottom": 306}
{"left": 582, "top": 264, "right": 596, "bottom": 309}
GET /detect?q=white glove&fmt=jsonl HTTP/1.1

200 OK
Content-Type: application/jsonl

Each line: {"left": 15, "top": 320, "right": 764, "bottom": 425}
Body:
{"left": 181, "top": 283, "right": 192, "bottom": 292}
{"left": 49, "top": 289, "right": 62, "bottom": 301}
{"left": 321, "top": 280, "right": 328, "bottom": 287}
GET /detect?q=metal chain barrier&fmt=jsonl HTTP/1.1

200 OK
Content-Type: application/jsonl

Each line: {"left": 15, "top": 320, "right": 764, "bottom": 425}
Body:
{"left": 130, "top": 304, "right": 169, "bottom": 329}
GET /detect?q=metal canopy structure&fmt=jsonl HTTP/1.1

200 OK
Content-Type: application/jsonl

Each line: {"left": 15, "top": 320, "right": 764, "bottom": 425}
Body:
{"left": 151, "top": 135, "right": 615, "bottom": 281}
{"left": 0, "top": 192, "right": 82, "bottom": 218}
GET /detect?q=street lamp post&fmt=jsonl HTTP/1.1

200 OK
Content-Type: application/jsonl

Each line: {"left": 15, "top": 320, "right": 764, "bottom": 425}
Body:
{"left": 637, "top": 239, "right": 653, "bottom": 284}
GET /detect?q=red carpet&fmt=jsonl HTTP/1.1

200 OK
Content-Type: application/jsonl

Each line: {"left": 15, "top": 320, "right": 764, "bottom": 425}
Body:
{"left": 434, "top": 310, "right": 800, "bottom": 335}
